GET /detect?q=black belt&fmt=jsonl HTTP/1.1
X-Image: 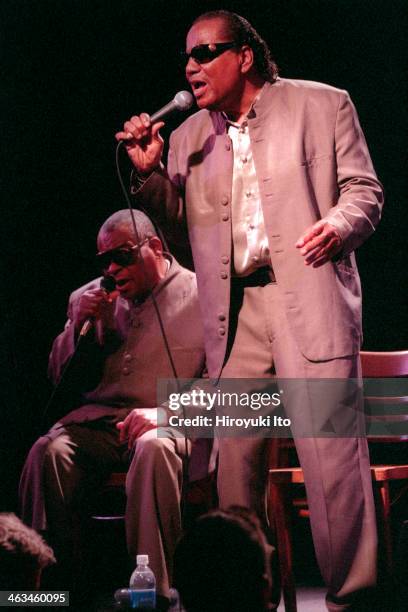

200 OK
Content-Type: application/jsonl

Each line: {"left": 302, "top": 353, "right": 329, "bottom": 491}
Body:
{"left": 231, "top": 266, "right": 276, "bottom": 288}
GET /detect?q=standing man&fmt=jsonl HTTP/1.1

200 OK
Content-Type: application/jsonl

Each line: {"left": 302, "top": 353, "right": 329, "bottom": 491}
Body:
{"left": 20, "top": 209, "right": 207, "bottom": 606}
{"left": 116, "top": 10, "right": 383, "bottom": 610}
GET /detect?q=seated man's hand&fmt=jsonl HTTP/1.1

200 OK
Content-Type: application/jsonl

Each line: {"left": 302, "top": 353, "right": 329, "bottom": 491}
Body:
{"left": 117, "top": 408, "right": 165, "bottom": 449}
{"left": 295, "top": 220, "right": 343, "bottom": 267}
{"left": 73, "top": 289, "right": 111, "bottom": 332}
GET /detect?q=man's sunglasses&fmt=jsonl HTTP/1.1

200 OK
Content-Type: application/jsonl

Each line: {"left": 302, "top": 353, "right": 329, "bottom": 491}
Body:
{"left": 96, "top": 238, "right": 149, "bottom": 270}
{"left": 181, "top": 42, "right": 238, "bottom": 64}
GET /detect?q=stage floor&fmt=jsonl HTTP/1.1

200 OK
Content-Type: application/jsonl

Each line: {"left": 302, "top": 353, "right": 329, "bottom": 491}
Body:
{"left": 277, "top": 586, "right": 326, "bottom": 611}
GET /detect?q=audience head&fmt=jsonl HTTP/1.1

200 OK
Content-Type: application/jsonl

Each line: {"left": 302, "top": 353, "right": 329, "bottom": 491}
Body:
{"left": 173, "top": 506, "right": 273, "bottom": 612}
{"left": 0, "top": 513, "right": 55, "bottom": 589}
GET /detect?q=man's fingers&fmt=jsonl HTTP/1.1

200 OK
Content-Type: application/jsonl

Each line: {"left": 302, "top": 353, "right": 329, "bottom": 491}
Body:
{"left": 297, "top": 222, "right": 342, "bottom": 265}
{"left": 300, "top": 232, "right": 330, "bottom": 256}
{"left": 117, "top": 416, "right": 131, "bottom": 443}
{"left": 304, "top": 249, "right": 328, "bottom": 266}
{"left": 75, "top": 290, "right": 110, "bottom": 328}
{"left": 116, "top": 410, "right": 158, "bottom": 448}
{"left": 118, "top": 117, "right": 163, "bottom": 142}
{"left": 295, "top": 222, "right": 325, "bottom": 248}
{"left": 81, "top": 298, "right": 105, "bottom": 318}
{"left": 123, "top": 123, "right": 143, "bottom": 141}
{"left": 303, "top": 236, "right": 331, "bottom": 262}
{"left": 116, "top": 421, "right": 125, "bottom": 441}
{"left": 304, "top": 236, "right": 341, "bottom": 266}
{"left": 117, "top": 412, "right": 143, "bottom": 446}
{"left": 151, "top": 122, "right": 165, "bottom": 138}
{"left": 311, "top": 256, "right": 330, "bottom": 268}
{"left": 115, "top": 131, "right": 133, "bottom": 142}
{"left": 123, "top": 116, "right": 151, "bottom": 141}
{"left": 139, "top": 113, "right": 151, "bottom": 127}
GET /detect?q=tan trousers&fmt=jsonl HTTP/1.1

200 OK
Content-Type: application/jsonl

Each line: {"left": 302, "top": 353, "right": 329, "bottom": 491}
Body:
{"left": 20, "top": 419, "right": 189, "bottom": 598}
{"left": 218, "top": 283, "right": 377, "bottom": 609}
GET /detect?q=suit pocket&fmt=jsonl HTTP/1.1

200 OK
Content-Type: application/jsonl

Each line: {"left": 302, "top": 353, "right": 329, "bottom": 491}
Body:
{"left": 335, "top": 258, "right": 357, "bottom": 277}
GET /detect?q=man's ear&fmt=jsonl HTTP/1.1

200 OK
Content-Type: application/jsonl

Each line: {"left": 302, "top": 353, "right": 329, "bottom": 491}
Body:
{"left": 239, "top": 45, "right": 254, "bottom": 74}
{"left": 149, "top": 235, "right": 163, "bottom": 256}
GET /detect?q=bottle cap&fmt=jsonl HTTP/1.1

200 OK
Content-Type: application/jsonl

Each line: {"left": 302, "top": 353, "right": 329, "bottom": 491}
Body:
{"left": 137, "top": 554, "right": 149, "bottom": 565}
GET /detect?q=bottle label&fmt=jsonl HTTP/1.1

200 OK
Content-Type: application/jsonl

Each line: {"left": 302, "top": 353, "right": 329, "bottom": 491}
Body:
{"left": 129, "top": 588, "right": 156, "bottom": 609}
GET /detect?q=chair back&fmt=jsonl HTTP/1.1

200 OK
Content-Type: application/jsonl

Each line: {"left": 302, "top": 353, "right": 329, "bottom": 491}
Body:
{"left": 360, "top": 350, "right": 408, "bottom": 377}
{"left": 360, "top": 350, "right": 408, "bottom": 449}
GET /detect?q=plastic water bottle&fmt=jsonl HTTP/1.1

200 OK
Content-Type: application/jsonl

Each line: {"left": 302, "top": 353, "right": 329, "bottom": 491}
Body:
{"left": 128, "top": 554, "right": 156, "bottom": 609}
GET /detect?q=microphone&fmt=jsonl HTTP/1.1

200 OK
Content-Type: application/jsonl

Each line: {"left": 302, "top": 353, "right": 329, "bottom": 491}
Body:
{"left": 79, "top": 276, "right": 116, "bottom": 338}
{"left": 100, "top": 275, "right": 116, "bottom": 293}
{"left": 149, "top": 91, "right": 194, "bottom": 123}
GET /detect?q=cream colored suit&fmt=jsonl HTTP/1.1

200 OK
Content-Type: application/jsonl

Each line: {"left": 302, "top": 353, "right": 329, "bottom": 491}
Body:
{"left": 134, "top": 79, "right": 384, "bottom": 607}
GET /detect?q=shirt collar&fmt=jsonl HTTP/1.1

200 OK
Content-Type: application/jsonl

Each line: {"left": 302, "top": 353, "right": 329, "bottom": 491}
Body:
{"left": 222, "top": 82, "right": 268, "bottom": 127}
{"left": 132, "top": 254, "right": 173, "bottom": 307}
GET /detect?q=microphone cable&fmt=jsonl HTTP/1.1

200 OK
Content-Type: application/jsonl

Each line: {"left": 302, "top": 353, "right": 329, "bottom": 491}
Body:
{"left": 115, "top": 140, "right": 192, "bottom": 515}
{"left": 115, "top": 141, "right": 180, "bottom": 383}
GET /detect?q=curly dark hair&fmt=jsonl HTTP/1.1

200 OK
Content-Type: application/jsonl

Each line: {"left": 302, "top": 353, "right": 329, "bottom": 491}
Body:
{"left": 191, "top": 10, "right": 278, "bottom": 83}
{"left": 0, "top": 513, "right": 55, "bottom": 589}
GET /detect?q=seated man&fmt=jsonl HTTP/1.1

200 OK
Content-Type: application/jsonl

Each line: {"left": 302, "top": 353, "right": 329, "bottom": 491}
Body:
{"left": 19, "top": 209, "right": 207, "bottom": 603}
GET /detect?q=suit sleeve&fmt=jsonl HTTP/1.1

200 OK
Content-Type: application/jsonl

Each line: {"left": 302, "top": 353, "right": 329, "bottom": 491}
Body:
{"left": 324, "top": 91, "right": 384, "bottom": 254}
{"left": 48, "top": 286, "right": 111, "bottom": 386}
{"left": 131, "top": 131, "right": 189, "bottom": 245}
{"left": 48, "top": 294, "right": 78, "bottom": 385}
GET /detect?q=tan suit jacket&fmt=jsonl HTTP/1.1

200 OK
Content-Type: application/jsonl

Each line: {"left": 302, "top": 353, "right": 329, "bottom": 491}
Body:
{"left": 135, "top": 79, "right": 383, "bottom": 378}
{"left": 49, "top": 256, "right": 205, "bottom": 413}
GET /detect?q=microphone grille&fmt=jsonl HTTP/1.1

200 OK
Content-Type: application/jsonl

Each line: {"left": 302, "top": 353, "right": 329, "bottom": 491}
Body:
{"left": 101, "top": 275, "right": 116, "bottom": 293}
{"left": 174, "top": 90, "right": 194, "bottom": 111}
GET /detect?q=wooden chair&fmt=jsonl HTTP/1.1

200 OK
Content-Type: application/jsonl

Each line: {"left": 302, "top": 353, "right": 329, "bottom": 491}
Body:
{"left": 71, "top": 466, "right": 216, "bottom": 600}
{"left": 90, "top": 470, "right": 217, "bottom": 524}
{"left": 267, "top": 350, "right": 408, "bottom": 612}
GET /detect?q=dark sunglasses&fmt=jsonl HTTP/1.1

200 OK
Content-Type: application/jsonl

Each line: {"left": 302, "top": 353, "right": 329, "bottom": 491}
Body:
{"left": 181, "top": 42, "right": 238, "bottom": 64}
{"left": 96, "top": 238, "right": 149, "bottom": 270}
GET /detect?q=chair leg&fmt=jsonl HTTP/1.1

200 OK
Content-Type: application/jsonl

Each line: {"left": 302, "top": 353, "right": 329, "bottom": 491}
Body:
{"left": 269, "top": 482, "right": 297, "bottom": 612}
{"left": 71, "top": 511, "right": 93, "bottom": 599}
{"left": 378, "top": 481, "right": 393, "bottom": 574}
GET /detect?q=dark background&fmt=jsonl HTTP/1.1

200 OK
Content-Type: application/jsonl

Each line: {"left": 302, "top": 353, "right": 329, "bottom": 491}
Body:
{"left": 1, "top": 0, "right": 407, "bottom": 510}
